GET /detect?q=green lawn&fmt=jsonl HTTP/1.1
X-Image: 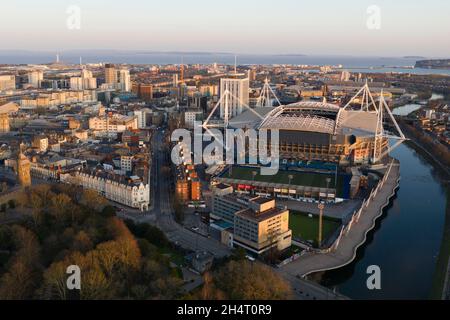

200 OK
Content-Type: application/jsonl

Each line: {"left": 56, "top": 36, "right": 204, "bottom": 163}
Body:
{"left": 225, "top": 166, "right": 344, "bottom": 196}
{"left": 289, "top": 210, "right": 341, "bottom": 246}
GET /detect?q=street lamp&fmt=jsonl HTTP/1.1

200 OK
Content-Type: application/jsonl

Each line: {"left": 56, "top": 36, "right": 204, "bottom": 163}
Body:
{"left": 252, "top": 171, "right": 257, "bottom": 195}
{"left": 318, "top": 203, "right": 325, "bottom": 248}
{"left": 252, "top": 170, "right": 257, "bottom": 182}
{"left": 325, "top": 177, "right": 331, "bottom": 202}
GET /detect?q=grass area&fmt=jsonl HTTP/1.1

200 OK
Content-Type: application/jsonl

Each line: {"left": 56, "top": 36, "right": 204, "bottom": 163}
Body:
{"left": 159, "top": 247, "right": 186, "bottom": 266}
{"left": 225, "top": 166, "right": 345, "bottom": 196}
{"left": 289, "top": 210, "right": 341, "bottom": 246}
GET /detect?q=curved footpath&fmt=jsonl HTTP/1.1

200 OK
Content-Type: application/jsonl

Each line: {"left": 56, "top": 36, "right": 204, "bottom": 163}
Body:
{"left": 279, "top": 161, "right": 400, "bottom": 277}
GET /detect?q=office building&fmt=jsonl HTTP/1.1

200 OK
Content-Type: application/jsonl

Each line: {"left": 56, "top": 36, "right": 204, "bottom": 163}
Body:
{"left": 219, "top": 77, "right": 249, "bottom": 119}
{"left": 28, "top": 70, "right": 44, "bottom": 88}
{"left": 105, "top": 64, "right": 117, "bottom": 85}
{"left": 211, "top": 184, "right": 246, "bottom": 224}
{"left": 119, "top": 69, "right": 131, "bottom": 92}
{"left": 233, "top": 197, "right": 292, "bottom": 255}
{"left": 70, "top": 77, "right": 83, "bottom": 90}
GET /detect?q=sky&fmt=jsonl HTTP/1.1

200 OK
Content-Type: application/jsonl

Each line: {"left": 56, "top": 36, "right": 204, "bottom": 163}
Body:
{"left": 0, "top": 0, "right": 449, "bottom": 57}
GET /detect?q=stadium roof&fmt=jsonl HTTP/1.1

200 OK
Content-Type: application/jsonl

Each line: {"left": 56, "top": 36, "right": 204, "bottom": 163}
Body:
{"left": 228, "top": 101, "right": 378, "bottom": 137}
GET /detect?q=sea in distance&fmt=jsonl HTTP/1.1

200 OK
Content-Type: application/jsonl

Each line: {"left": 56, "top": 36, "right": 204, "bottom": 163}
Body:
{"left": 0, "top": 50, "right": 449, "bottom": 76}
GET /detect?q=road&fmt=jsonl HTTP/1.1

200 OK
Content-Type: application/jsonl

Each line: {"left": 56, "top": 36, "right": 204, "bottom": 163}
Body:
{"left": 135, "top": 128, "right": 231, "bottom": 258}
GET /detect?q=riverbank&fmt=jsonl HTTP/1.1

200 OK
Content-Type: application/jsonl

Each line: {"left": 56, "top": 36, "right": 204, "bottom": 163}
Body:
{"left": 399, "top": 127, "right": 450, "bottom": 300}
{"left": 279, "top": 161, "right": 400, "bottom": 277}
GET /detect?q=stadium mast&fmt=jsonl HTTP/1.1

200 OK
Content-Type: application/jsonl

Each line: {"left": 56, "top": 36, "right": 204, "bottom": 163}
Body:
{"left": 256, "top": 78, "right": 281, "bottom": 108}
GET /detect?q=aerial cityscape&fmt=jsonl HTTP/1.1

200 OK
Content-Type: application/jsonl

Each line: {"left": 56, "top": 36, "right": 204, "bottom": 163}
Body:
{"left": 0, "top": 0, "right": 449, "bottom": 309}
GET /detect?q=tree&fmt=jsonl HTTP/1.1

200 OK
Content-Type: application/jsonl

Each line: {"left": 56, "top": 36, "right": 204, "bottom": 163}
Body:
{"left": 212, "top": 260, "right": 293, "bottom": 300}
{"left": 7, "top": 199, "right": 16, "bottom": 209}
{"left": 80, "top": 189, "right": 108, "bottom": 212}
{"left": 72, "top": 231, "right": 93, "bottom": 253}
{"left": 38, "top": 260, "right": 69, "bottom": 300}
{"left": 29, "top": 192, "right": 44, "bottom": 227}
{"left": 0, "top": 226, "right": 41, "bottom": 299}
{"left": 199, "top": 272, "right": 225, "bottom": 300}
{"left": 49, "top": 193, "right": 73, "bottom": 222}
{"left": 101, "top": 205, "right": 116, "bottom": 218}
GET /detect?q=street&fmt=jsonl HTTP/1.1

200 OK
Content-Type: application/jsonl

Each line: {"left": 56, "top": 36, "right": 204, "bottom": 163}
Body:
{"left": 134, "top": 128, "right": 231, "bottom": 258}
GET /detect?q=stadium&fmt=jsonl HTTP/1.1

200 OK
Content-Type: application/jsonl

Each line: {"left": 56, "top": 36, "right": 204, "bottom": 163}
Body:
{"left": 260, "top": 101, "right": 385, "bottom": 165}
{"left": 208, "top": 84, "right": 405, "bottom": 201}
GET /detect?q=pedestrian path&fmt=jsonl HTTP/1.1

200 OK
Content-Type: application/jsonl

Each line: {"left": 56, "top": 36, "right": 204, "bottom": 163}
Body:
{"left": 280, "top": 161, "right": 400, "bottom": 277}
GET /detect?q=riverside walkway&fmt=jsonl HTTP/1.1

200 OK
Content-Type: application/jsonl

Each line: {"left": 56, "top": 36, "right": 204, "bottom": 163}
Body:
{"left": 279, "top": 160, "right": 400, "bottom": 277}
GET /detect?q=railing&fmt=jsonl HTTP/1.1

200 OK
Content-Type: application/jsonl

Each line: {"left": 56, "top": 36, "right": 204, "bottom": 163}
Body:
{"left": 319, "top": 160, "right": 396, "bottom": 254}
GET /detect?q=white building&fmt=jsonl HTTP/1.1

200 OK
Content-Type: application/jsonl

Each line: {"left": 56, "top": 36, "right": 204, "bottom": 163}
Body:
{"left": 28, "top": 70, "right": 44, "bottom": 88}
{"left": 184, "top": 110, "right": 203, "bottom": 129}
{"left": 61, "top": 171, "right": 150, "bottom": 211}
{"left": 120, "top": 155, "right": 133, "bottom": 173}
{"left": 119, "top": 69, "right": 131, "bottom": 92}
{"left": 133, "top": 108, "right": 152, "bottom": 129}
{"left": 88, "top": 114, "right": 138, "bottom": 133}
{"left": 219, "top": 78, "right": 249, "bottom": 119}
{"left": 81, "top": 69, "right": 97, "bottom": 89}
{"left": 70, "top": 77, "right": 84, "bottom": 90}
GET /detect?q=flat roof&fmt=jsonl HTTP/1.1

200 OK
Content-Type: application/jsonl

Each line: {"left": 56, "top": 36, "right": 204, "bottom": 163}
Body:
{"left": 236, "top": 206, "right": 286, "bottom": 222}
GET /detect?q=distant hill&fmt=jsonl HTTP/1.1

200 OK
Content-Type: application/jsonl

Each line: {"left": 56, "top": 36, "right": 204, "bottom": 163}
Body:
{"left": 415, "top": 59, "right": 450, "bottom": 69}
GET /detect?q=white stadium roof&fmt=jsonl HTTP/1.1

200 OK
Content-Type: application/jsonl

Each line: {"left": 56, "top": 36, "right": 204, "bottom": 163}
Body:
{"left": 228, "top": 101, "right": 378, "bottom": 137}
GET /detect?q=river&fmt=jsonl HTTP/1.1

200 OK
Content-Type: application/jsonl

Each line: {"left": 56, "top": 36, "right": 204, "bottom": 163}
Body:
{"left": 320, "top": 143, "right": 448, "bottom": 299}
{"left": 320, "top": 98, "right": 449, "bottom": 300}
{"left": 392, "top": 93, "right": 444, "bottom": 117}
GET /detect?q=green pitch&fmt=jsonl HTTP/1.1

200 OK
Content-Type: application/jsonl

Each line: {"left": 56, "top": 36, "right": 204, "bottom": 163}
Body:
{"left": 289, "top": 210, "right": 341, "bottom": 245}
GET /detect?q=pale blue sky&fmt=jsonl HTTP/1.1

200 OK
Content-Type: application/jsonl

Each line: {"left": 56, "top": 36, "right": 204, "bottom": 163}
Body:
{"left": 1, "top": 0, "right": 449, "bottom": 56}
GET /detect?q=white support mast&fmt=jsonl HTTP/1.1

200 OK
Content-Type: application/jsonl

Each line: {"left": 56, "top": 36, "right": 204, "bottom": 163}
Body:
{"left": 256, "top": 78, "right": 281, "bottom": 108}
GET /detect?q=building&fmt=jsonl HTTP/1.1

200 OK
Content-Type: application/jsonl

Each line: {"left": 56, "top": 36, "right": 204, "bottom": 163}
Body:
{"left": 105, "top": 64, "right": 117, "bottom": 85}
{"left": 132, "top": 84, "right": 153, "bottom": 102}
{"left": 133, "top": 108, "right": 152, "bottom": 129}
{"left": 17, "top": 145, "right": 31, "bottom": 187}
{"left": 211, "top": 183, "right": 246, "bottom": 224}
{"left": 191, "top": 179, "right": 201, "bottom": 201}
{"left": 120, "top": 155, "right": 133, "bottom": 173}
{"left": 184, "top": 109, "right": 203, "bottom": 129}
{"left": 0, "top": 75, "right": 16, "bottom": 91}
{"left": 28, "top": 70, "right": 44, "bottom": 88}
{"left": 61, "top": 171, "right": 150, "bottom": 211}
{"left": 189, "top": 251, "right": 214, "bottom": 274}
{"left": 0, "top": 113, "right": 9, "bottom": 132}
{"left": 233, "top": 197, "right": 292, "bottom": 255}
{"left": 88, "top": 114, "right": 138, "bottom": 133}
{"left": 119, "top": 69, "right": 131, "bottom": 92}
{"left": 32, "top": 136, "right": 49, "bottom": 152}
{"left": 219, "top": 78, "right": 249, "bottom": 119}
{"left": 70, "top": 77, "right": 83, "bottom": 90}
{"left": 81, "top": 69, "right": 97, "bottom": 89}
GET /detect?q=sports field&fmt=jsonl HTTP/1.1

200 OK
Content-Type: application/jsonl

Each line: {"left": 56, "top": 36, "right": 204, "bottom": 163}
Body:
{"left": 289, "top": 210, "right": 341, "bottom": 245}
{"left": 224, "top": 165, "right": 346, "bottom": 196}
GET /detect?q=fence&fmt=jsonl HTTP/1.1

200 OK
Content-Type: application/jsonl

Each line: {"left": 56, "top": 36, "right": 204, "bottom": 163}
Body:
{"left": 319, "top": 160, "right": 396, "bottom": 254}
